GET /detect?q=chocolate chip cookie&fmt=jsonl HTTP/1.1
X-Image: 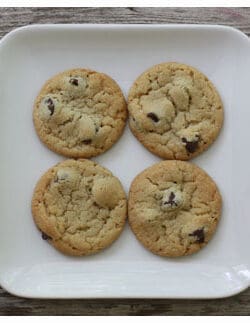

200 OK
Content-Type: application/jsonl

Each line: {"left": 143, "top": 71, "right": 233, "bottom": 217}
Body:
{"left": 32, "top": 159, "right": 127, "bottom": 256}
{"left": 128, "top": 62, "right": 223, "bottom": 160}
{"left": 128, "top": 160, "right": 222, "bottom": 257}
{"left": 33, "top": 69, "right": 127, "bottom": 158}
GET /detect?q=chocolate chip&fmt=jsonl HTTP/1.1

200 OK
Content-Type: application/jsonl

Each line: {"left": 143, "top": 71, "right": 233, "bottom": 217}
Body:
{"left": 82, "top": 139, "right": 92, "bottom": 144}
{"left": 189, "top": 228, "right": 205, "bottom": 243}
{"left": 86, "top": 186, "right": 92, "bottom": 193}
{"left": 69, "top": 78, "right": 79, "bottom": 86}
{"left": 147, "top": 112, "right": 159, "bottom": 122}
{"left": 182, "top": 137, "right": 199, "bottom": 153}
{"left": 45, "top": 98, "right": 54, "bottom": 116}
{"left": 168, "top": 192, "right": 175, "bottom": 202}
{"left": 41, "top": 231, "right": 52, "bottom": 240}
{"left": 185, "top": 141, "right": 199, "bottom": 153}
{"left": 54, "top": 172, "right": 68, "bottom": 183}
{"left": 163, "top": 192, "right": 177, "bottom": 207}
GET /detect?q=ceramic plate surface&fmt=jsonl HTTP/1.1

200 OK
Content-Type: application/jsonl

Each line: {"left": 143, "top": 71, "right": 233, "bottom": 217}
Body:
{"left": 0, "top": 24, "right": 249, "bottom": 298}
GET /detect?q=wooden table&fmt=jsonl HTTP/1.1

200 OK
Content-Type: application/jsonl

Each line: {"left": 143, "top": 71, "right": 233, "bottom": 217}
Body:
{"left": 0, "top": 7, "right": 249, "bottom": 316}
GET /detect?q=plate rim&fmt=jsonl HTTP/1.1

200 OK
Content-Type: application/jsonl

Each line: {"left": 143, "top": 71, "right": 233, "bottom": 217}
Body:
{"left": 0, "top": 23, "right": 249, "bottom": 49}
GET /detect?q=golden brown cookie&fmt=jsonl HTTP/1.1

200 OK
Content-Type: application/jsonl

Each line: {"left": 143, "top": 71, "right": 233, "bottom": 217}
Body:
{"left": 128, "top": 160, "right": 222, "bottom": 257}
{"left": 33, "top": 69, "right": 127, "bottom": 158}
{"left": 128, "top": 62, "right": 223, "bottom": 160}
{"left": 32, "top": 159, "right": 127, "bottom": 256}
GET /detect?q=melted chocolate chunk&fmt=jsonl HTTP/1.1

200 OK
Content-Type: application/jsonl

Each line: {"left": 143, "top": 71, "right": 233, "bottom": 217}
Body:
{"left": 182, "top": 137, "right": 199, "bottom": 153}
{"left": 163, "top": 192, "right": 177, "bottom": 206}
{"left": 189, "top": 228, "right": 205, "bottom": 243}
{"left": 147, "top": 112, "right": 159, "bottom": 122}
{"left": 41, "top": 231, "right": 52, "bottom": 240}
{"left": 185, "top": 141, "right": 199, "bottom": 153}
{"left": 82, "top": 139, "right": 92, "bottom": 145}
{"left": 69, "top": 78, "right": 79, "bottom": 86}
{"left": 45, "top": 98, "right": 54, "bottom": 116}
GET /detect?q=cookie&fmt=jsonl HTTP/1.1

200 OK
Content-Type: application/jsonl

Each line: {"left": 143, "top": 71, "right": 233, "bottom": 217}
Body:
{"left": 128, "top": 62, "right": 223, "bottom": 160}
{"left": 128, "top": 160, "right": 222, "bottom": 257}
{"left": 31, "top": 159, "right": 127, "bottom": 256}
{"left": 33, "top": 69, "right": 127, "bottom": 158}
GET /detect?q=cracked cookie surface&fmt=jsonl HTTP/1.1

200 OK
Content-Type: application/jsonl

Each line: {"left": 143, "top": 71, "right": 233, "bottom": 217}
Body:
{"left": 32, "top": 159, "right": 127, "bottom": 256}
{"left": 128, "top": 62, "right": 223, "bottom": 160}
{"left": 128, "top": 160, "right": 222, "bottom": 257}
{"left": 33, "top": 69, "right": 127, "bottom": 158}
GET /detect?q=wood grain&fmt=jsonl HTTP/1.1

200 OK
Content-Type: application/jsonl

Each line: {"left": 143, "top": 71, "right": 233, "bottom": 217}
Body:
{"left": 0, "top": 7, "right": 249, "bottom": 316}
{"left": 0, "top": 7, "right": 250, "bottom": 38}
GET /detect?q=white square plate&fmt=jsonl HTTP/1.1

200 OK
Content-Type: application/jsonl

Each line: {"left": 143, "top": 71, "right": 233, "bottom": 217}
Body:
{"left": 0, "top": 24, "right": 250, "bottom": 299}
